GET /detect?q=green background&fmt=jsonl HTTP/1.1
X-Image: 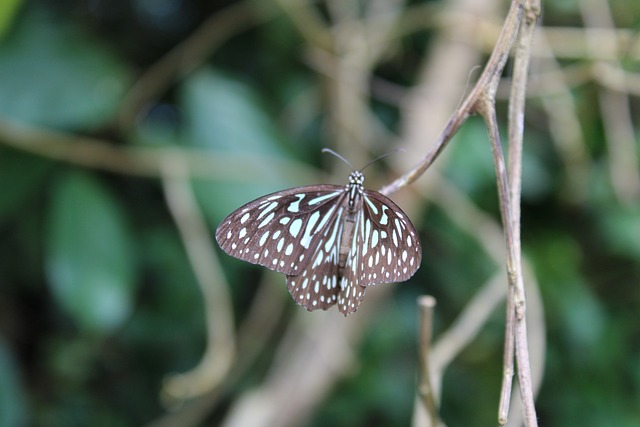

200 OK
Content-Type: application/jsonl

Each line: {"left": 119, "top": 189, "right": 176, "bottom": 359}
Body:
{"left": 1, "top": 1, "right": 639, "bottom": 426}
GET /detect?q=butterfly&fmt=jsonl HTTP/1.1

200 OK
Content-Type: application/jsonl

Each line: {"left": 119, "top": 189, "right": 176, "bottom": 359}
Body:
{"left": 215, "top": 151, "right": 421, "bottom": 315}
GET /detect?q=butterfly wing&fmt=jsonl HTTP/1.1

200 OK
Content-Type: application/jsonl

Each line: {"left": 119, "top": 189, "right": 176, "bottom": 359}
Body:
{"left": 332, "top": 190, "right": 421, "bottom": 315}
{"left": 358, "top": 190, "right": 422, "bottom": 285}
{"left": 333, "top": 191, "right": 420, "bottom": 314}
{"left": 215, "top": 185, "right": 347, "bottom": 276}
{"left": 285, "top": 204, "right": 347, "bottom": 311}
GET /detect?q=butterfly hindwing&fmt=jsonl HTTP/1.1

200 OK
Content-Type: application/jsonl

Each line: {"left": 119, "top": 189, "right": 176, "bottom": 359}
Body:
{"left": 215, "top": 185, "right": 347, "bottom": 276}
{"left": 286, "top": 205, "right": 346, "bottom": 310}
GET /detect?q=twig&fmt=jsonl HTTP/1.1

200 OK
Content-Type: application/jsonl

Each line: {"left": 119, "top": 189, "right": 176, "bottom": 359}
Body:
{"left": 160, "top": 158, "right": 236, "bottom": 401}
{"left": 146, "top": 272, "right": 288, "bottom": 427}
{"left": 0, "top": 117, "right": 320, "bottom": 182}
{"left": 533, "top": 34, "right": 591, "bottom": 202}
{"left": 430, "top": 273, "right": 506, "bottom": 388}
{"left": 506, "top": 3, "right": 540, "bottom": 425}
{"left": 580, "top": 0, "right": 640, "bottom": 202}
{"left": 417, "top": 296, "right": 439, "bottom": 427}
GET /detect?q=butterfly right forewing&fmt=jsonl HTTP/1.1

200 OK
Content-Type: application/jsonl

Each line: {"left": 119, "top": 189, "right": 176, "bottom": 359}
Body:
{"left": 358, "top": 190, "right": 422, "bottom": 285}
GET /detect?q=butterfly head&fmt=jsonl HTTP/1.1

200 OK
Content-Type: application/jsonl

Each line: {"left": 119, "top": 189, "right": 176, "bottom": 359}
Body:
{"left": 348, "top": 171, "right": 365, "bottom": 187}
{"left": 346, "top": 171, "right": 365, "bottom": 211}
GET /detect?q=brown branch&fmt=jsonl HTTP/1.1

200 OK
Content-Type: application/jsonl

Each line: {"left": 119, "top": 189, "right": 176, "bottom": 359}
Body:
{"left": 580, "top": 0, "right": 640, "bottom": 202}
{"left": 0, "top": 117, "right": 321, "bottom": 182}
{"left": 379, "top": 0, "right": 526, "bottom": 196}
{"left": 416, "top": 296, "right": 439, "bottom": 427}
{"left": 160, "top": 159, "right": 236, "bottom": 400}
{"left": 507, "top": 3, "right": 540, "bottom": 425}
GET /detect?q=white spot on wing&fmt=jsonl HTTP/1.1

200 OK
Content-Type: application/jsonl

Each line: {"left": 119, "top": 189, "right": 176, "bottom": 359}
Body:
{"left": 257, "top": 201, "right": 278, "bottom": 219}
{"left": 287, "top": 194, "right": 305, "bottom": 213}
{"left": 289, "top": 219, "right": 303, "bottom": 237}
{"left": 371, "top": 230, "right": 379, "bottom": 248}
{"left": 364, "top": 195, "right": 379, "bottom": 214}
{"left": 380, "top": 205, "right": 389, "bottom": 225}
{"left": 300, "top": 211, "right": 321, "bottom": 248}
{"left": 259, "top": 231, "right": 270, "bottom": 246}
{"left": 308, "top": 191, "right": 341, "bottom": 205}
{"left": 258, "top": 212, "right": 275, "bottom": 228}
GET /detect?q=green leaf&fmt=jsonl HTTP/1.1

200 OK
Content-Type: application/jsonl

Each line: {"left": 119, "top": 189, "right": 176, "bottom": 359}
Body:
{"left": 180, "top": 69, "right": 290, "bottom": 155}
{"left": 597, "top": 203, "right": 640, "bottom": 258}
{"left": 0, "top": 6, "right": 131, "bottom": 129}
{"left": 0, "top": 0, "right": 23, "bottom": 39}
{"left": 45, "top": 172, "right": 137, "bottom": 333}
{"left": 444, "top": 118, "right": 496, "bottom": 195}
{"left": 179, "top": 69, "right": 298, "bottom": 223}
{"left": 0, "top": 339, "right": 28, "bottom": 427}
{"left": 0, "top": 148, "right": 53, "bottom": 223}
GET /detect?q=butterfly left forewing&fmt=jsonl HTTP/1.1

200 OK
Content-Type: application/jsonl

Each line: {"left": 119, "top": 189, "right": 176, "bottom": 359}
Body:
{"left": 215, "top": 185, "right": 346, "bottom": 276}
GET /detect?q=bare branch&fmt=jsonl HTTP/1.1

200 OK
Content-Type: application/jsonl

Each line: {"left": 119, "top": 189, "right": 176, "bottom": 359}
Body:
{"left": 160, "top": 159, "right": 236, "bottom": 401}
{"left": 416, "top": 296, "right": 439, "bottom": 427}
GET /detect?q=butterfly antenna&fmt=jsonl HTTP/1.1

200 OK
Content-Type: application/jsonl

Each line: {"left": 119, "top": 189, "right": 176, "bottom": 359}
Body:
{"left": 359, "top": 148, "right": 406, "bottom": 172}
{"left": 322, "top": 148, "right": 355, "bottom": 171}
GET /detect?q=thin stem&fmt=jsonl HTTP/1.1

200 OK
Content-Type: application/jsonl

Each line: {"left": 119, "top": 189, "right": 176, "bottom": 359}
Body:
{"left": 161, "top": 159, "right": 236, "bottom": 400}
{"left": 506, "top": 2, "right": 541, "bottom": 425}
{"left": 498, "top": 284, "right": 516, "bottom": 424}
{"left": 417, "top": 296, "right": 439, "bottom": 427}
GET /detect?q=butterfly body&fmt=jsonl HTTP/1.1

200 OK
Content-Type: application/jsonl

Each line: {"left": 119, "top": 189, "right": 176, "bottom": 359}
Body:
{"left": 215, "top": 171, "right": 421, "bottom": 315}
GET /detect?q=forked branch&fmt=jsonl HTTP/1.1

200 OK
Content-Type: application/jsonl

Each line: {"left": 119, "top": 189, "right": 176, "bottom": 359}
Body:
{"left": 406, "top": 0, "right": 541, "bottom": 426}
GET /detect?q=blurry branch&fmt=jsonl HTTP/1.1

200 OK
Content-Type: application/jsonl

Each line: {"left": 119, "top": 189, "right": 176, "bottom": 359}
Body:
{"left": 580, "top": 0, "right": 640, "bottom": 203}
{"left": 464, "top": 17, "right": 640, "bottom": 61}
{"left": 117, "top": 0, "right": 276, "bottom": 131}
{"left": 325, "top": 0, "right": 404, "bottom": 162}
{"left": 531, "top": 34, "right": 590, "bottom": 202}
{"left": 591, "top": 63, "right": 640, "bottom": 96}
{"left": 147, "top": 273, "right": 288, "bottom": 427}
{"left": 416, "top": 296, "right": 439, "bottom": 427}
{"left": 0, "top": 117, "right": 320, "bottom": 182}
{"left": 509, "top": 63, "right": 640, "bottom": 98}
{"left": 272, "top": 0, "right": 333, "bottom": 49}
{"left": 220, "top": 310, "right": 359, "bottom": 427}
{"left": 161, "top": 159, "right": 236, "bottom": 401}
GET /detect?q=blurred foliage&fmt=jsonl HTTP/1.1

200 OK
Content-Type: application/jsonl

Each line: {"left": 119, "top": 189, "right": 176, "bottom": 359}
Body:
{"left": 1, "top": 1, "right": 640, "bottom": 427}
